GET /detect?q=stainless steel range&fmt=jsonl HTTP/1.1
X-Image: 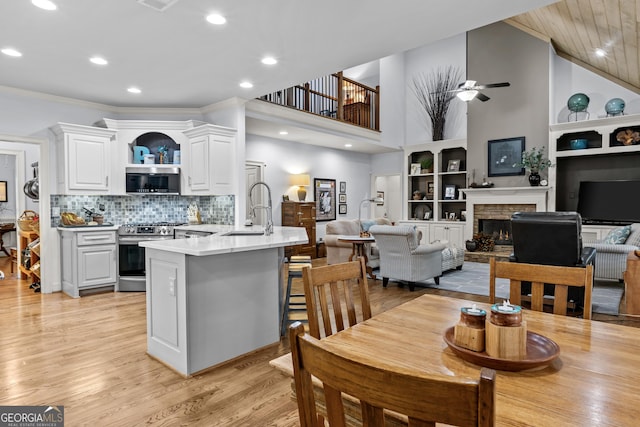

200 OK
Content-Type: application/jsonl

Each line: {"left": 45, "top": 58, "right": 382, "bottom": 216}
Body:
{"left": 118, "top": 222, "right": 184, "bottom": 291}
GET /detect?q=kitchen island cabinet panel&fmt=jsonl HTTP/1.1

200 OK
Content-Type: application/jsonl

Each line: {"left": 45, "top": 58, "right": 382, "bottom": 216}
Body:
{"left": 146, "top": 247, "right": 281, "bottom": 376}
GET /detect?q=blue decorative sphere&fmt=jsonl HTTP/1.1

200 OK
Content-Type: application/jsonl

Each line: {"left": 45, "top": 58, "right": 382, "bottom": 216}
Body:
{"left": 605, "top": 98, "right": 625, "bottom": 115}
{"left": 567, "top": 93, "right": 590, "bottom": 112}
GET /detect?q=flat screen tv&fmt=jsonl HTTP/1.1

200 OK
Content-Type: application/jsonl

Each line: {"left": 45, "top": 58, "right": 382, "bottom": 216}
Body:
{"left": 577, "top": 180, "right": 640, "bottom": 225}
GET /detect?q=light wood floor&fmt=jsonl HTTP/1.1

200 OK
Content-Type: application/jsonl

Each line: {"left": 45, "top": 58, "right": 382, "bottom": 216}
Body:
{"left": 1, "top": 256, "right": 638, "bottom": 426}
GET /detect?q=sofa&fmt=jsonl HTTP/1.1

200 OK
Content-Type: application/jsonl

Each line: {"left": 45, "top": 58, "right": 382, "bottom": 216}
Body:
{"left": 589, "top": 223, "right": 640, "bottom": 281}
{"left": 324, "top": 218, "right": 391, "bottom": 269}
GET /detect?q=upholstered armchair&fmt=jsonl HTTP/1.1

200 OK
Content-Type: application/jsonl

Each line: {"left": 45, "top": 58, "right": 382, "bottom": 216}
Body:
{"left": 589, "top": 223, "right": 640, "bottom": 280}
{"left": 369, "top": 224, "right": 445, "bottom": 291}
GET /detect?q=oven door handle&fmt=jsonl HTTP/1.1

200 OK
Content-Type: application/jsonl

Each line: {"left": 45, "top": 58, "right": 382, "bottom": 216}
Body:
{"left": 118, "top": 236, "right": 172, "bottom": 244}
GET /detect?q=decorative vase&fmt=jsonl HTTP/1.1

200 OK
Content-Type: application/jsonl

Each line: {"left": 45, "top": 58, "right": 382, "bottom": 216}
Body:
{"left": 528, "top": 172, "right": 541, "bottom": 186}
{"left": 465, "top": 240, "right": 477, "bottom": 252}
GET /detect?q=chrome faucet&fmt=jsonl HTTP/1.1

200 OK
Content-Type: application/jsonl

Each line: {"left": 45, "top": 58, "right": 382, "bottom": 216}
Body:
{"left": 249, "top": 181, "right": 273, "bottom": 236}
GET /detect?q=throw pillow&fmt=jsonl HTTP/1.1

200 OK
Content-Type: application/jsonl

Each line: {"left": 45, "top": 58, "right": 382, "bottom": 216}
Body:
{"left": 603, "top": 225, "right": 632, "bottom": 244}
{"left": 361, "top": 220, "right": 376, "bottom": 232}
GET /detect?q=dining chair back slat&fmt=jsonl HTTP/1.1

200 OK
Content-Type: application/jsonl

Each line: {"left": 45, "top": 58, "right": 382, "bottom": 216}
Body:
{"left": 289, "top": 322, "right": 496, "bottom": 426}
{"left": 303, "top": 258, "right": 372, "bottom": 338}
{"left": 490, "top": 257, "right": 594, "bottom": 319}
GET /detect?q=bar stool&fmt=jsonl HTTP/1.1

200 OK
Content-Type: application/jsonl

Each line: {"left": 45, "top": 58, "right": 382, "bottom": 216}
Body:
{"left": 281, "top": 256, "right": 312, "bottom": 336}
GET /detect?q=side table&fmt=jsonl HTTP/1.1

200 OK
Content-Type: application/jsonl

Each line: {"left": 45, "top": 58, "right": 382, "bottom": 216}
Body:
{"left": 337, "top": 235, "right": 376, "bottom": 279}
{"left": 624, "top": 251, "right": 640, "bottom": 316}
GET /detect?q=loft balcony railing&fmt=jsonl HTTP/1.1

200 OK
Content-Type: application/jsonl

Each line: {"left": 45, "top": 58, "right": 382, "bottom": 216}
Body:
{"left": 258, "top": 71, "right": 380, "bottom": 131}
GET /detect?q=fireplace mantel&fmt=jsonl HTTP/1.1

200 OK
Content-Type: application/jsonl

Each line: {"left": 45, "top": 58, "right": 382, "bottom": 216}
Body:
{"left": 461, "top": 186, "right": 550, "bottom": 240}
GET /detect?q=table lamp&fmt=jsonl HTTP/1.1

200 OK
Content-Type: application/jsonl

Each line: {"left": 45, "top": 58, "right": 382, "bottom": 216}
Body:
{"left": 290, "top": 174, "right": 310, "bottom": 201}
{"left": 359, "top": 196, "right": 384, "bottom": 236}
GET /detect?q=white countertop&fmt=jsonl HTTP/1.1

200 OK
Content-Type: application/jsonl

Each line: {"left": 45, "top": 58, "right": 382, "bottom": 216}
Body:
{"left": 57, "top": 224, "right": 119, "bottom": 231}
{"left": 140, "top": 225, "right": 308, "bottom": 256}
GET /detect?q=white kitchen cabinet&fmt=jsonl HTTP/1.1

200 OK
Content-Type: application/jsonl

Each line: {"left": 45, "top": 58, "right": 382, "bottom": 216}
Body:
{"left": 60, "top": 228, "right": 117, "bottom": 298}
{"left": 51, "top": 123, "right": 117, "bottom": 194}
{"left": 183, "top": 124, "right": 237, "bottom": 195}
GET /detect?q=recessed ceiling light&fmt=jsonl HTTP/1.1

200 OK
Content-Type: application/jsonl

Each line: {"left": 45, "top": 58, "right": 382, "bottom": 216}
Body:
{"left": 344, "top": 144, "right": 353, "bottom": 148}
{"left": 206, "top": 13, "right": 226, "bottom": 25}
{"left": 595, "top": 48, "right": 607, "bottom": 57}
{"left": 279, "top": 131, "right": 288, "bottom": 135}
{"left": 90, "top": 56, "right": 108, "bottom": 65}
{"left": 127, "top": 87, "right": 142, "bottom": 94}
{"left": 262, "top": 57, "right": 277, "bottom": 65}
{"left": 32, "top": 0, "right": 57, "bottom": 10}
{"left": 1, "top": 48, "right": 22, "bottom": 57}
{"left": 239, "top": 81, "right": 253, "bottom": 89}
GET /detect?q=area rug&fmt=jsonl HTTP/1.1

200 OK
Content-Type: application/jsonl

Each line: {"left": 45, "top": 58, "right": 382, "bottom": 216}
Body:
{"left": 411, "top": 261, "right": 624, "bottom": 315}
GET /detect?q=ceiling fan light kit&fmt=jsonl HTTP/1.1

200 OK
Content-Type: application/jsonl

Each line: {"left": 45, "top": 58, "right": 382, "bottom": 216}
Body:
{"left": 456, "top": 90, "right": 478, "bottom": 102}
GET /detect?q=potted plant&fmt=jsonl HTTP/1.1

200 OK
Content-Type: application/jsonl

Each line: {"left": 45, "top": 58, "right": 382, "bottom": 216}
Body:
{"left": 420, "top": 157, "right": 433, "bottom": 173}
{"left": 514, "top": 146, "right": 553, "bottom": 186}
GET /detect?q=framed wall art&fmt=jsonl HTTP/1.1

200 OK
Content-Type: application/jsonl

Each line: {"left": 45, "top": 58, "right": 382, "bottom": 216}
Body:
{"left": 314, "top": 178, "right": 336, "bottom": 221}
{"left": 0, "top": 181, "right": 6, "bottom": 202}
{"left": 488, "top": 136, "right": 525, "bottom": 177}
{"left": 339, "top": 204, "right": 347, "bottom": 214}
{"left": 339, "top": 193, "right": 347, "bottom": 203}
{"left": 376, "top": 191, "right": 384, "bottom": 205}
{"left": 339, "top": 181, "right": 346, "bottom": 193}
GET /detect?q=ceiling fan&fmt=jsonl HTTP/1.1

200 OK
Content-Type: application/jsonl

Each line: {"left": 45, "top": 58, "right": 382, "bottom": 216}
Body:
{"left": 449, "top": 80, "right": 511, "bottom": 102}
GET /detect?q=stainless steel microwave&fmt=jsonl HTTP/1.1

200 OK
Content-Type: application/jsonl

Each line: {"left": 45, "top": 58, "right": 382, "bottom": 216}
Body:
{"left": 125, "top": 167, "right": 181, "bottom": 194}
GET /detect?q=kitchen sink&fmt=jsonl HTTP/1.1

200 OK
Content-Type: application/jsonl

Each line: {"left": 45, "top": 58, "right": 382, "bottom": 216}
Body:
{"left": 223, "top": 230, "right": 264, "bottom": 236}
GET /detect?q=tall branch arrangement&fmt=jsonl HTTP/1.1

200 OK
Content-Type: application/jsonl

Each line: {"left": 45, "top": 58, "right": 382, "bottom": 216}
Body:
{"left": 411, "top": 66, "right": 462, "bottom": 141}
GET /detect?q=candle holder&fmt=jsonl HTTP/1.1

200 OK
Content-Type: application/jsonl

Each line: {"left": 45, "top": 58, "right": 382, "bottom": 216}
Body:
{"left": 486, "top": 301, "right": 527, "bottom": 359}
{"left": 454, "top": 305, "right": 487, "bottom": 352}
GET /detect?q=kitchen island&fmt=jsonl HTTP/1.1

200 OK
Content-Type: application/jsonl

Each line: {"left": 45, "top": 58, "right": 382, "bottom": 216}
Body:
{"left": 139, "top": 225, "right": 307, "bottom": 376}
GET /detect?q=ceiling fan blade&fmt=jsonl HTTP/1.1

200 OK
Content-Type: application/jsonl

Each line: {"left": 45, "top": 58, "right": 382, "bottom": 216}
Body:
{"left": 458, "top": 80, "right": 477, "bottom": 89}
{"left": 475, "top": 82, "right": 510, "bottom": 90}
{"left": 476, "top": 92, "right": 490, "bottom": 102}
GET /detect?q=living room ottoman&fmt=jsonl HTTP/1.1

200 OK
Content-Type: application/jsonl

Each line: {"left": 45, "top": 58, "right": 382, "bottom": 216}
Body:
{"left": 442, "top": 246, "right": 465, "bottom": 271}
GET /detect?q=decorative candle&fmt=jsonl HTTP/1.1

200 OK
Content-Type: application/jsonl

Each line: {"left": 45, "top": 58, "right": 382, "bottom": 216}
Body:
{"left": 490, "top": 300, "right": 522, "bottom": 327}
{"left": 460, "top": 304, "right": 487, "bottom": 329}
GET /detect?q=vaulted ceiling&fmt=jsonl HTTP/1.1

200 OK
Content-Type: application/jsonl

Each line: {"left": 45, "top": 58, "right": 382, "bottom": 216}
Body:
{"left": 509, "top": 0, "right": 640, "bottom": 94}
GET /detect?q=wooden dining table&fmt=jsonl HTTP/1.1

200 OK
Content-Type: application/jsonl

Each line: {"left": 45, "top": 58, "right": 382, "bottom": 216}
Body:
{"left": 270, "top": 294, "right": 640, "bottom": 426}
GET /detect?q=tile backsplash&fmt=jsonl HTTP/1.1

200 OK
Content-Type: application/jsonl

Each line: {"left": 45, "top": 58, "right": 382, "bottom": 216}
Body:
{"left": 50, "top": 194, "right": 235, "bottom": 226}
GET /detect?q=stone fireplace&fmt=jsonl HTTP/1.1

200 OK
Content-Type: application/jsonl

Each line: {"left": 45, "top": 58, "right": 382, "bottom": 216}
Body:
{"left": 461, "top": 187, "right": 550, "bottom": 242}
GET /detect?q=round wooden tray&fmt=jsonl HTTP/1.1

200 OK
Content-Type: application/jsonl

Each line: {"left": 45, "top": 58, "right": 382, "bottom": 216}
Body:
{"left": 443, "top": 327, "right": 560, "bottom": 371}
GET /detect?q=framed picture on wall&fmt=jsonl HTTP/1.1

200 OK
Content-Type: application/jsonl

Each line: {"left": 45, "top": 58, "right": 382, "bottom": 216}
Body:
{"left": 0, "top": 181, "right": 6, "bottom": 202}
{"left": 339, "top": 204, "right": 347, "bottom": 214}
{"left": 339, "top": 181, "right": 346, "bottom": 193}
{"left": 339, "top": 193, "right": 347, "bottom": 203}
{"left": 376, "top": 191, "right": 384, "bottom": 205}
{"left": 314, "top": 178, "right": 336, "bottom": 221}
{"left": 488, "top": 136, "right": 526, "bottom": 177}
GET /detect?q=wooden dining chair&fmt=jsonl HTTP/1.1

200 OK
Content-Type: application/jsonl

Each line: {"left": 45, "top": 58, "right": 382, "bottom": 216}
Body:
{"left": 489, "top": 257, "right": 594, "bottom": 319}
{"left": 289, "top": 321, "right": 496, "bottom": 427}
{"left": 302, "top": 257, "right": 372, "bottom": 339}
